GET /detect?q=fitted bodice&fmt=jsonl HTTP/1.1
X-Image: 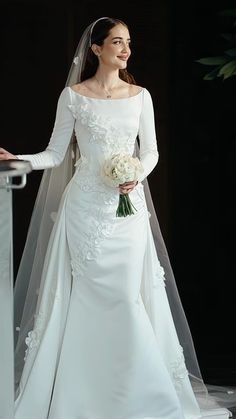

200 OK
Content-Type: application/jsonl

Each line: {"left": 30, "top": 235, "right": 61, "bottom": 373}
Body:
{"left": 69, "top": 89, "right": 142, "bottom": 167}
{"left": 17, "top": 85, "right": 159, "bottom": 184}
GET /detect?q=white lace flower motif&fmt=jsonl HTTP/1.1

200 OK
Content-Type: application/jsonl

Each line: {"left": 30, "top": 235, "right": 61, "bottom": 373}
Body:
{"left": 73, "top": 56, "right": 79, "bottom": 65}
{"left": 24, "top": 330, "right": 41, "bottom": 361}
{"left": 153, "top": 263, "right": 166, "bottom": 288}
{"left": 171, "top": 345, "right": 189, "bottom": 392}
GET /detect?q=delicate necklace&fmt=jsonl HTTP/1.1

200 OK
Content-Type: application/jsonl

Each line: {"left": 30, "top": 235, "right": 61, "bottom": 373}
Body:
{"left": 94, "top": 76, "right": 118, "bottom": 99}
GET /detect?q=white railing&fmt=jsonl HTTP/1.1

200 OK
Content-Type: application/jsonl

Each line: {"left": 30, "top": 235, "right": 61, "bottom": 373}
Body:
{"left": 0, "top": 160, "right": 32, "bottom": 419}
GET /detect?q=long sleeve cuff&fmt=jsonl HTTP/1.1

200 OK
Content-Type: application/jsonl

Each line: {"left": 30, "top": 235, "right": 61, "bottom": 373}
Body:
{"left": 16, "top": 149, "right": 64, "bottom": 170}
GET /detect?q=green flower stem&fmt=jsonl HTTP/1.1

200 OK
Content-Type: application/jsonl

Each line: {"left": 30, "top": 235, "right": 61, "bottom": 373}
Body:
{"left": 116, "top": 194, "right": 137, "bottom": 217}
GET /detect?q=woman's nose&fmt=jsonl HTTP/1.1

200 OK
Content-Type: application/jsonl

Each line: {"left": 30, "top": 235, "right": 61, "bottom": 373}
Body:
{"left": 121, "top": 43, "right": 129, "bottom": 52}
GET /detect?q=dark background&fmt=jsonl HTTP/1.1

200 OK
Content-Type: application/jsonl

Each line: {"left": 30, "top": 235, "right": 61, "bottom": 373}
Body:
{"left": 1, "top": 0, "right": 235, "bottom": 387}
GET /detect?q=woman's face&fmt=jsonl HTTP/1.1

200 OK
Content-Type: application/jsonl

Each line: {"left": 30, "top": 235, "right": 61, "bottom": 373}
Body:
{"left": 96, "top": 24, "right": 131, "bottom": 70}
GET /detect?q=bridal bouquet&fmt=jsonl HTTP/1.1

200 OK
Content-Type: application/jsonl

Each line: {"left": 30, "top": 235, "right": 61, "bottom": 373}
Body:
{"left": 101, "top": 153, "right": 144, "bottom": 217}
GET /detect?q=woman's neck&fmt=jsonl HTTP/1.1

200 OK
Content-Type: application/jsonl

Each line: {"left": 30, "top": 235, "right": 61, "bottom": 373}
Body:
{"left": 94, "top": 69, "right": 121, "bottom": 90}
{"left": 93, "top": 69, "right": 122, "bottom": 98}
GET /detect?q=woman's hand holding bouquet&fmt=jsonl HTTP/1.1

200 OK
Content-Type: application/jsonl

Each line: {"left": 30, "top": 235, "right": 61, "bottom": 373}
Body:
{"left": 101, "top": 153, "right": 144, "bottom": 217}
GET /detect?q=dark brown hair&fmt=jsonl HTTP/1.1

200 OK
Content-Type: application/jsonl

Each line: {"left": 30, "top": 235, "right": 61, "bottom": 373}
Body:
{"left": 81, "top": 17, "right": 136, "bottom": 84}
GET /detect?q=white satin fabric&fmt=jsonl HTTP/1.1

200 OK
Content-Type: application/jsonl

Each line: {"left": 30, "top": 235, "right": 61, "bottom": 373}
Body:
{"left": 15, "top": 87, "right": 206, "bottom": 418}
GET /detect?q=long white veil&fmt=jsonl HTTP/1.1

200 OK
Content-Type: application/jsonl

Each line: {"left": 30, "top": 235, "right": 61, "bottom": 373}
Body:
{"left": 13, "top": 16, "right": 236, "bottom": 413}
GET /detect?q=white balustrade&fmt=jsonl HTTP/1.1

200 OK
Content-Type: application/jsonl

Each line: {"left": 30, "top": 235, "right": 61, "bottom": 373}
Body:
{"left": 0, "top": 160, "right": 32, "bottom": 419}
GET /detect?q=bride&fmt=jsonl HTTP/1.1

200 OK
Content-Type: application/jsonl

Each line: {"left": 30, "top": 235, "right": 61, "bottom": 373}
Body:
{"left": 0, "top": 16, "right": 234, "bottom": 419}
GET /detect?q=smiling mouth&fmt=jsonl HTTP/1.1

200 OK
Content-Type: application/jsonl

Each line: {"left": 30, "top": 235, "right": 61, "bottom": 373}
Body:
{"left": 117, "top": 56, "right": 128, "bottom": 61}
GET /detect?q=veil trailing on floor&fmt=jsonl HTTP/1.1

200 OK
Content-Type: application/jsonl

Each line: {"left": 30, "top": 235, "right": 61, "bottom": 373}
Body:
{"left": 13, "top": 16, "right": 236, "bottom": 413}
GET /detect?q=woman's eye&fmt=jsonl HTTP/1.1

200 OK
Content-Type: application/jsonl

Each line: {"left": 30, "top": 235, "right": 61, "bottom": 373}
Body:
{"left": 113, "top": 41, "right": 131, "bottom": 47}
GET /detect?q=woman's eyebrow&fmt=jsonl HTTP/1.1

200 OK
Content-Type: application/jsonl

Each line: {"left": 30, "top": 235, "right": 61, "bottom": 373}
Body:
{"left": 111, "top": 36, "right": 131, "bottom": 41}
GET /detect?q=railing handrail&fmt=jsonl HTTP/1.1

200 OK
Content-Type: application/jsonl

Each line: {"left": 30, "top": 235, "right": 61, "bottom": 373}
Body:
{"left": 0, "top": 159, "right": 32, "bottom": 177}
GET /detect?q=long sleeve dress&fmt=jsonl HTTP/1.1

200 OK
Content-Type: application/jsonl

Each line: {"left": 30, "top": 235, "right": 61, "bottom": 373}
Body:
{"left": 14, "top": 86, "right": 208, "bottom": 419}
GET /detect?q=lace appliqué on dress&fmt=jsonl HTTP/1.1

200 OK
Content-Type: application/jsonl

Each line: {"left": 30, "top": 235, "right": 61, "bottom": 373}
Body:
{"left": 171, "top": 345, "right": 189, "bottom": 392}
{"left": 68, "top": 103, "right": 135, "bottom": 155}
{"left": 24, "top": 281, "right": 61, "bottom": 362}
{"left": 70, "top": 205, "right": 115, "bottom": 279}
{"left": 24, "top": 311, "right": 44, "bottom": 361}
{"left": 74, "top": 155, "right": 118, "bottom": 206}
{"left": 152, "top": 263, "right": 166, "bottom": 289}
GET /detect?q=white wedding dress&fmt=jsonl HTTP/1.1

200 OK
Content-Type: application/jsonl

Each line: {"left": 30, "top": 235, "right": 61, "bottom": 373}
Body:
{"left": 13, "top": 87, "right": 226, "bottom": 419}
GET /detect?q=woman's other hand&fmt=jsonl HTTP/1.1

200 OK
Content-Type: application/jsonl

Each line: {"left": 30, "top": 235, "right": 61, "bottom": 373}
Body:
{"left": 0, "top": 147, "right": 18, "bottom": 160}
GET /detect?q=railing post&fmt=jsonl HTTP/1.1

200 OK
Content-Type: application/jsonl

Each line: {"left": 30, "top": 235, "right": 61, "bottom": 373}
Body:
{"left": 0, "top": 160, "right": 32, "bottom": 419}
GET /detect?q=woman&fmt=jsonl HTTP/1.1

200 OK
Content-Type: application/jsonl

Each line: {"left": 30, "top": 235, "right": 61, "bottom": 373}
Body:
{"left": 0, "top": 17, "right": 232, "bottom": 419}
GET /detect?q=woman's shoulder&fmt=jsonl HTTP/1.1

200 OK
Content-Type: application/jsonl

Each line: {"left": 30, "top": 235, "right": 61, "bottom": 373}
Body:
{"left": 126, "top": 83, "right": 143, "bottom": 97}
{"left": 127, "top": 83, "right": 152, "bottom": 97}
{"left": 69, "top": 82, "right": 90, "bottom": 96}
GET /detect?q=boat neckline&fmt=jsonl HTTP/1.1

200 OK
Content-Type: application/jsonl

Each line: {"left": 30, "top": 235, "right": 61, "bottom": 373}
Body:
{"left": 68, "top": 86, "right": 144, "bottom": 101}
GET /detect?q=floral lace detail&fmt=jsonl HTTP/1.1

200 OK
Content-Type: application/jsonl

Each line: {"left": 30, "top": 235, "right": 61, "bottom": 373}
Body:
{"left": 73, "top": 155, "right": 119, "bottom": 207}
{"left": 74, "top": 171, "right": 107, "bottom": 194}
{"left": 74, "top": 172, "right": 118, "bottom": 205}
{"left": 171, "top": 345, "right": 189, "bottom": 391}
{"left": 153, "top": 262, "right": 166, "bottom": 288}
{"left": 24, "top": 311, "right": 45, "bottom": 361}
{"left": 70, "top": 155, "right": 119, "bottom": 279}
{"left": 71, "top": 206, "right": 115, "bottom": 279}
{"left": 68, "top": 103, "right": 135, "bottom": 155}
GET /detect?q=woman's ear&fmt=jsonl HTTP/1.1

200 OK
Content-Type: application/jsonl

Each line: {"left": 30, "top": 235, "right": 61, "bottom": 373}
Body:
{"left": 91, "top": 44, "right": 101, "bottom": 57}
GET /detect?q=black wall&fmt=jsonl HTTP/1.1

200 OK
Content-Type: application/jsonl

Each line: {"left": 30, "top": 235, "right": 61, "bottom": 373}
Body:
{"left": 1, "top": 0, "right": 235, "bottom": 385}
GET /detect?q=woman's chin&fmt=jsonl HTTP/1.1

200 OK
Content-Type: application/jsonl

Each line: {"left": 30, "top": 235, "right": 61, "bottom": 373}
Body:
{"left": 117, "top": 61, "right": 128, "bottom": 70}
